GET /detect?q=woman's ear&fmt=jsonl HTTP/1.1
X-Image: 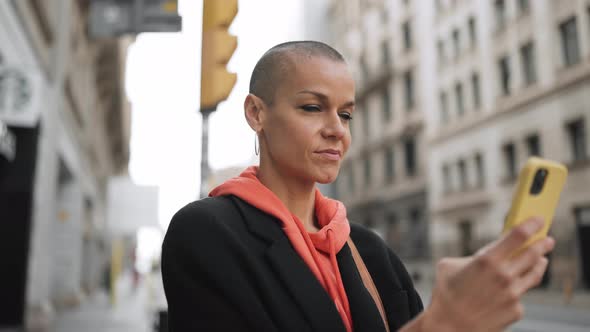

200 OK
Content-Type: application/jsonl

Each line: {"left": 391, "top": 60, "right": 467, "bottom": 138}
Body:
{"left": 244, "top": 94, "right": 266, "bottom": 132}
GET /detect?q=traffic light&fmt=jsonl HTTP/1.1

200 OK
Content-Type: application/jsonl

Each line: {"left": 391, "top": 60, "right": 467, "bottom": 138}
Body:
{"left": 200, "top": 0, "right": 238, "bottom": 110}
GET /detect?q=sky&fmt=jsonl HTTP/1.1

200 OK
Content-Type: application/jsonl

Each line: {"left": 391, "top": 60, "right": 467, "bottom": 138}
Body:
{"left": 125, "top": 0, "right": 305, "bottom": 262}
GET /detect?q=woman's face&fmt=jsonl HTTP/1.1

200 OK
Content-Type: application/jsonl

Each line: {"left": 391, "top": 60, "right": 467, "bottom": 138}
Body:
{"left": 259, "top": 55, "right": 355, "bottom": 184}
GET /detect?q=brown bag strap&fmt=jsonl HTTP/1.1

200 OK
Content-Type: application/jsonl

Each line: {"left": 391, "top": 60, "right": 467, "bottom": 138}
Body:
{"left": 346, "top": 238, "right": 390, "bottom": 332}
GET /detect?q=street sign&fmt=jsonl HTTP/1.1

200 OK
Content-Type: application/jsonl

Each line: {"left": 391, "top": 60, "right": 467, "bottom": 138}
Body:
{"left": 0, "top": 66, "right": 42, "bottom": 127}
{"left": 89, "top": 0, "right": 182, "bottom": 38}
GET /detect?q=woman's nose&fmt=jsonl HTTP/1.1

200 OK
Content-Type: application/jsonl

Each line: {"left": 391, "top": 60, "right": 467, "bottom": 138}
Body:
{"left": 321, "top": 111, "right": 346, "bottom": 139}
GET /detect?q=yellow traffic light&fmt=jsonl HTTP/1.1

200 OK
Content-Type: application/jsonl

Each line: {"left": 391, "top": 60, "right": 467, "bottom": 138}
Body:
{"left": 162, "top": 0, "right": 178, "bottom": 13}
{"left": 200, "top": 0, "right": 238, "bottom": 110}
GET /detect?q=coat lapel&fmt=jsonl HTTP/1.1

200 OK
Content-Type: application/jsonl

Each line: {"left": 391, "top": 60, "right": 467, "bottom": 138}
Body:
{"left": 266, "top": 240, "right": 346, "bottom": 331}
{"left": 230, "top": 196, "right": 346, "bottom": 332}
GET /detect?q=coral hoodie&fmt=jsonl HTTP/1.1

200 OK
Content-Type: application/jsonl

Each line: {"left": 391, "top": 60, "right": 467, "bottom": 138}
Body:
{"left": 209, "top": 166, "right": 353, "bottom": 331}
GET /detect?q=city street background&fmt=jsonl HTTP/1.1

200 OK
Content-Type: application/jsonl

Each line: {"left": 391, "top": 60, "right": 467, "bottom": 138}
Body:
{"left": 1, "top": 0, "right": 589, "bottom": 331}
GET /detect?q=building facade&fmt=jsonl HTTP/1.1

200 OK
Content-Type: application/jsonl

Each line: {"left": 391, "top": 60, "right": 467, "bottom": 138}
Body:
{"left": 428, "top": 0, "right": 590, "bottom": 290}
{"left": 326, "top": 0, "right": 590, "bottom": 290}
{"left": 0, "top": 0, "right": 132, "bottom": 329}
{"left": 327, "top": 0, "right": 431, "bottom": 267}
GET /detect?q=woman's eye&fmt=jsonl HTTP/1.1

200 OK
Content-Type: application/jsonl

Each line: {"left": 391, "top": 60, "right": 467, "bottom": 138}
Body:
{"left": 301, "top": 105, "right": 321, "bottom": 112}
{"left": 339, "top": 112, "right": 353, "bottom": 121}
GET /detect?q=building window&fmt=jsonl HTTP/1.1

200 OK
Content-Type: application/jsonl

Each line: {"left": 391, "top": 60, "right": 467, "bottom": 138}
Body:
{"left": 458, "top": 159, "right": 467, "bottom": 190}
{"left": 498, "top": 56, "right": 511, "bottom": 96}
{"left": 385, "top": 146, "right": 395, "bottom": 182}
{"left": 471, "top": 72, "right": 481, "bottom": 109}
{"left": 437, "top": 40, "right": 446, "bottom": 65}
{"left": 403, "top": 20, "right": 412, "bottom": 51}
{"left": 526, "top": 133, "right": 542, "bottom": 156}
{"left": 348, "top": 165, "right": 355, "bottom": 192}
{"left": 409, "top": 207, "right": 422, "bottom": 227}
{"left": 452, "top": 28, "right": 460, "bottom": 59}
{"left": 518, "top": 0, "right": 530, "bottom": 14}
{"left": 520, "top": 41, "right": 537, "bottom": 86}
{"left": 409, "top": 208, "right": 425, "bottom": 257}
{"left": 494, "top": 0, "right": 507, "bottom": 30}
{"left": 459, "top": 220, "right": 474, "bottom": 256}
{"left": 442, "top": 163, "right": 452, "bottom": 193}
{"left": 468, "top": 17, "right": 476, "bottom": 48}
{"left": 475, "top": 153, "right": 485, "bottom": 188}
{"left": 364, "top": 156, "right": 371, "bottom": 186}
{"left": 362, "top": 104, "right": 370, "bottom": 138}
{"left": 404, "top": 70, "right": 415, "bottom": 111}
{"left": 454, "top": 82, "right": 464, "bottom": 116}
{"left": 566, "top": 118, "right": 587, "bottom": 162}
{"left": 334, "top": 171, "right": 343, "bottom": 197}
{"left": 382, "top": 87, "right": 391, "bottom": 121}
{"left": 386, "top": 213, "right": 400, "bottom": 252}
{"left": 502, "top": 142, "right": 517, "bottom": 180}
{"left": 560, "top": 17, "right": 580, "bottom": 67}
{"left": 382, "top": 41, "right": 390, "bottom": 66}
{"left": 360, "top": 56, "right": 369, "bottom": 83}
{"left": 409, "top": 207, "right": 421, "bottom": 226}
{"left": 440, "top": 91, "right": 449, "bottom": 123}
{"left": 404, "top": 137, "right": 417, "bottom": 176}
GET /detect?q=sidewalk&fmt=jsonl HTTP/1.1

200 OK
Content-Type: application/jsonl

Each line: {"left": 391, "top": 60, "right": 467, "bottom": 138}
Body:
{"left": 414, "top": 280, "right": 590, "bottom": 310}
{"left": 522, "top": 286, "right": 590, "bottom": 309}
{"left": 50, "top": 272, "right": 154, "bottom": 332}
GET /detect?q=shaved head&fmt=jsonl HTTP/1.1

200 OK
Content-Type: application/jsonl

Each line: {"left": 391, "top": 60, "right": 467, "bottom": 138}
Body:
{"left": 249, "top": 41, "right": 346, "bottom": 105}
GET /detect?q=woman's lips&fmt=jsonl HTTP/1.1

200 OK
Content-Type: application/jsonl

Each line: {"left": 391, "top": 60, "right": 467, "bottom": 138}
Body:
{"left": 315, "top": 149, "right": 341, "bottom": 161}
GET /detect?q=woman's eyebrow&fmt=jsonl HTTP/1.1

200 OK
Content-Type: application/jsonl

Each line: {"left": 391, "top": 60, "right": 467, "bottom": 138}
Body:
{"left": 340, "top": 101, "right": 355, "bottom": 109}
{"left": 296, "top": 90, "right": 355, "bottom": 108}
{"left": 296, "top": 90, "right": 328, "bottom": 102}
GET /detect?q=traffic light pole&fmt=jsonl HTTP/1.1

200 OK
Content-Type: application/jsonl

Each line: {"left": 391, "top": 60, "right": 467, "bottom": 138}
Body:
{"left": 199, "top": 0, "right": 238, "bottom": 198}
{"left": 199, "top": 106, "right": 216, "bottom": 198}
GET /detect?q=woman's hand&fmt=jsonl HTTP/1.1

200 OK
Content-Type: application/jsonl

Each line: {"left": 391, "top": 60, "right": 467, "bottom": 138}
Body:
{"left": 402, "top": 218, "right": 555, "bottom": 332}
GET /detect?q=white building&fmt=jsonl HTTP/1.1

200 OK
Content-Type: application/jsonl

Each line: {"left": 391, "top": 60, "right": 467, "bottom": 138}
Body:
{"left": 327, "top": 0, "right": 431, "bottom": 264}
{"left": 0, "top": 0, "right": 133, "bottom": 329}
{"left": 428, "top": 0, "right": 590, "bottom": 289}
{"left": 325, "top": 0, "right": 590, "bottom": 289}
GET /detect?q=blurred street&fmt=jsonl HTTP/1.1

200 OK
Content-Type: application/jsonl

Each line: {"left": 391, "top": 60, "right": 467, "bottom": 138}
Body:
{"left": 49, "top": 271, "right": 163, "bottom": 332}
{"left": 2, "top": 0, "right": 590, "bottom": 330}
{"left": 44, "top": 275, "right": 590, "bottom": 332}
{"left": 510, "top": 304, "right": 590, "bottom": 332}
{"left": 416, "top": 282, "right": 590, "bottom": 332}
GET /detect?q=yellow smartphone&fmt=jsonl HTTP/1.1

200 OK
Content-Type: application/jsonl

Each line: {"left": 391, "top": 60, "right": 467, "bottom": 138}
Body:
{"left": 502, "top": 157, "right": 568, "bottom": 249}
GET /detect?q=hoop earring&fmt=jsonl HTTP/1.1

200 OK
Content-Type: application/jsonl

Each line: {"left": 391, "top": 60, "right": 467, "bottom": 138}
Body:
{"left": 254, "top": 134, "right": 260, "bottom": 156}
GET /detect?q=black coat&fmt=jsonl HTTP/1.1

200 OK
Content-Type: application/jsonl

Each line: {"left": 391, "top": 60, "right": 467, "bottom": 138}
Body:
{"left": 161, "top": 195, "right": 423, "bottom": 332}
